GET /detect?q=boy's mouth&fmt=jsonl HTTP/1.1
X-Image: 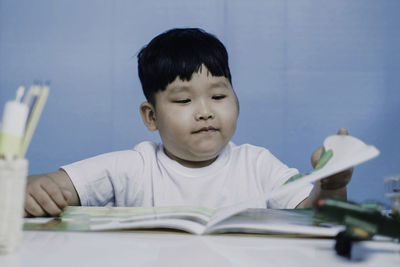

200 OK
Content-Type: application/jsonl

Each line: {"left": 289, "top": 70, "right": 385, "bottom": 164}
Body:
{"left": 192, "top": 126, "right": 218, "bottom": 134}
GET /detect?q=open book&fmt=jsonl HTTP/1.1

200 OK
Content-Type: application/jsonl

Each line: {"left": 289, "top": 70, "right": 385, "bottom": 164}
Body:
{"left": 24, "top": 206, "right": 344, "bottom": 237}
{"left": 24, "top": 135, "right": 379, "bottom": 236}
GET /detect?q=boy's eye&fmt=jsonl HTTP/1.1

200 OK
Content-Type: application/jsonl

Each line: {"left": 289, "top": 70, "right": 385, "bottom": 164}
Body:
{"left": 173, "top": 99, "right": 191, "bottom": 104}
{"left": 212, "top": 95, "right": 226, "bottom": 100}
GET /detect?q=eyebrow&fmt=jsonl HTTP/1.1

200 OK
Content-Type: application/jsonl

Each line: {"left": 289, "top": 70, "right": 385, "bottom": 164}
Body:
{"left": 169, "top": 81, "right": 229, "bottom": 93}
{"left": 168, "top": 86, "right": 190, "bottom": 93}
{"left": 208, "top": 81, "right": 229, "bottom": 89}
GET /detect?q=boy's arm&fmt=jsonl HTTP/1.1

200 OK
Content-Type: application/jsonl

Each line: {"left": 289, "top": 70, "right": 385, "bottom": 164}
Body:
{"left": 24, "top": 170, "right": 80, "bottom": 217}
{"left": 296, "top": 128, "right": 353, "bottom": 209}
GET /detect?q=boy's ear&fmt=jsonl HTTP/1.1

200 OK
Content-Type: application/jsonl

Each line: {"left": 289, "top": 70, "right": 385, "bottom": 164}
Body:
{"left": 140, "top": 102, "right": 158, "bottom": 131}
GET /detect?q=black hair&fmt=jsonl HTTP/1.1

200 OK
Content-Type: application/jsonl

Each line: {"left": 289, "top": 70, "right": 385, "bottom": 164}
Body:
{"left": 137, "top": 28, "right": 232, "bottom": 105}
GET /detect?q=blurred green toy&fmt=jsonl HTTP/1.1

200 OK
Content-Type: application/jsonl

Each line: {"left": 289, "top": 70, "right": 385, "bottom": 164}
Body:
{"left": 314, "top": 198, "right": 400, "bottom": 258}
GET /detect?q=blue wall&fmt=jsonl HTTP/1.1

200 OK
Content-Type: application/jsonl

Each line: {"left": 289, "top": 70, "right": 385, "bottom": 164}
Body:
{"left": 1, "top": 0, "right": 399, "bottom": 205}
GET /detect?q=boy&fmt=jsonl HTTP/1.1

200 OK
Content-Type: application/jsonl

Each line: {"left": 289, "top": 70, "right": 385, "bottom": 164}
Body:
{"left": 24, "top": 28, "right": 352, "bottom": 217}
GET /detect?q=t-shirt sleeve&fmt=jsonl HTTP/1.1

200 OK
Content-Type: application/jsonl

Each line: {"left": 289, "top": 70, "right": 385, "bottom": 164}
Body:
{"left": 61, "top": 150, "right": 144, "bottom": 206}
{"left": 257, "top": 149, "right": 313, "bottom": 209}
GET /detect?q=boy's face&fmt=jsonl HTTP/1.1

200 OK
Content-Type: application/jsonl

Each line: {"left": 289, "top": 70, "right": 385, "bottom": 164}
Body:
{"left": 141, "top": 65, "right": 238, "bottom": 168}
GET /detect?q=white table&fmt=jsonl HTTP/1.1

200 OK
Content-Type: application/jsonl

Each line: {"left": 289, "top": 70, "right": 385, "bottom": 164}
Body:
{"left": 1, "top": 230, "right": 399, "bottom": 267}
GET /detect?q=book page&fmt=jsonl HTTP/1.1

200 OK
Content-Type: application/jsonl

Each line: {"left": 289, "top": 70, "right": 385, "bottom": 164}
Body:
{"left": 205, "top": 208, "right": 344, "bottom": 236}
{"left": 64, "top": 206, "right": 215, "bottom": 222}
{"left": 24, "top": 206, "right": 216, "bottom": 234}
{"left": 206, "top": 198, "right": 263, "bottom": 229}
{"left": 268, "top": 135, "right": 380, "bottom": 201}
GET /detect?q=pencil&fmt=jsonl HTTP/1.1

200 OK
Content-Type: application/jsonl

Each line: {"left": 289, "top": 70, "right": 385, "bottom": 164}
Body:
{"left": 19, "top": 84, "right": 49, "bottom": 158}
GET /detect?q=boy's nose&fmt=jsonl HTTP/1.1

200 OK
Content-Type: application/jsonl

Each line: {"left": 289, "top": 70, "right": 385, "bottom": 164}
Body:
{"left": 195, "top": 111, "right": 214, "bottom": 121}
{"left": 195, "top": 104, "right": 214, "bottom": 121}
{"left": 194, "top": 99, "right": 214, "bottom": 121}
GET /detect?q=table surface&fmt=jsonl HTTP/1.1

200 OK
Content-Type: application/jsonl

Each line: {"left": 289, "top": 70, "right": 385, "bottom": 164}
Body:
{"left": 0, "top": 230, "right": 399, "bottom": 267}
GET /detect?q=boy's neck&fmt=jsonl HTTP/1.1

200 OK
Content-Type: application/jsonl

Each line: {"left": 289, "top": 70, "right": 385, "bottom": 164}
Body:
{"left": 163, "top": 147, "right": 217, "bottom": 168}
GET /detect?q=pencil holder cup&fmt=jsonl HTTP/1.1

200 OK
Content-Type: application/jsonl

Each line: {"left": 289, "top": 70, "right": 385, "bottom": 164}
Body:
{"left": 0, "top": 158, "right": 28, "bottom": 253}
{"left": 384, "top": 174, "right": 400, "bottom": 217}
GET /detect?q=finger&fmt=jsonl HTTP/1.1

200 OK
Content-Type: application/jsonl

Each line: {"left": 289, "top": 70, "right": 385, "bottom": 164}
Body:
{"left": 337, "top": 128, "right": 348, "bottom": 135}
{"left": 311, "top": 146, "right": 323, "bottom": 168}
{"left": 320, "top": 168, "right": 353, "bottom": 190}
{"left": 41, "top": 182, "right": 69, "bottom": 210}
{"left": 24, "top": 208, "right": 36, "bottom": 218}
{"left": 25, "top": 194, "right": 47, "bottom": 217}
{"left": 24, "top": 209, "right": 35, "bottom": 218}
{"left": 321, "top": 168, "right": 353, "bottom": 184}
{"left": 31, "top": 187, "right": 63, "bottom": 216}
{"left": 62, "top": 189, "right": 72, "bottom": 202}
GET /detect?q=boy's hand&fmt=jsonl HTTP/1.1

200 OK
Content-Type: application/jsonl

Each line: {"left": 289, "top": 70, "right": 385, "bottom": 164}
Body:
{"left": 24, "top": 175, "right": 72, "bottom": 217}
{"left": 297, "top": 128, "right": 353, "bottom": 208}
{"left": 311, "top": 128, "right": 353, "bottom": 190}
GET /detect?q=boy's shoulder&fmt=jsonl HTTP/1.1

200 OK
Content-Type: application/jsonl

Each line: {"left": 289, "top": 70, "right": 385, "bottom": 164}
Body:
{"left": 228, "top": 142, "right": 274, "bottom": 158}
{"left": 133, "top": 141, "right": 159, "bottom": 151}
{"left": 132, "top": 141, "right": 161, "bottom": 158}
{"left": 225, "top": 142, "right": 289, "bottom": 174}
{"left": 229, "top": 142, "right": 271, "bottom": 153}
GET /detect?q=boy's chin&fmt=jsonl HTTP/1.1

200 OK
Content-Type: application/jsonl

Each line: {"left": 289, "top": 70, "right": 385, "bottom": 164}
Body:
{"left": 190, "top": 145, "right": 223, "bottom": 158}
{"left": 194, "top": 141, "right": 227, "bottom": 154}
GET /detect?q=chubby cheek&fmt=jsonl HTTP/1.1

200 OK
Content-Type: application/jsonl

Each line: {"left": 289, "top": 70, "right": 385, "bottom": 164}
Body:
{"left": 219, "top": 104, "right": 238, "bottom": 136}
{"left": 224, "top": 114, "right": 238, "bottom": 138}
{"left": 158, "top": 109, "right": 191, "bottom": 139}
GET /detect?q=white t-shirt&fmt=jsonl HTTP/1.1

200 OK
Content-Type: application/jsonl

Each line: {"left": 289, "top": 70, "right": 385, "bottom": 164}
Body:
{"left": 61, "top": 141, "right": 312, "bottom": 209}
